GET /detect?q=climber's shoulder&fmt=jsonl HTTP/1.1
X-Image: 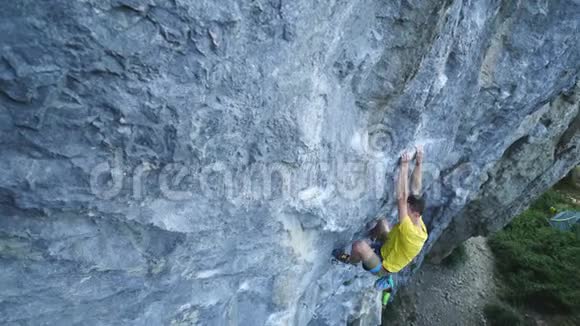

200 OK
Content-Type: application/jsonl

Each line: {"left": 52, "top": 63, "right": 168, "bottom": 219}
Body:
{"left": 419, "top": 217, "right": 427, "bottom": 235}
{"left": 400, "top": 216, "right": 427, "bottom": 238}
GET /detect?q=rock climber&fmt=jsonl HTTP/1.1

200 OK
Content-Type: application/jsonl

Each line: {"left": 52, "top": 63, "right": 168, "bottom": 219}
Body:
{"left": 333, "top": 146, "right": 428, "bottom": 291}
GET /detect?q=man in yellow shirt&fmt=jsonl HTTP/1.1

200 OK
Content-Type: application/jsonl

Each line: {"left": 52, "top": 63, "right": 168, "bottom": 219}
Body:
{"left": 333, "top": 146, "right": 428, "bottom": 291}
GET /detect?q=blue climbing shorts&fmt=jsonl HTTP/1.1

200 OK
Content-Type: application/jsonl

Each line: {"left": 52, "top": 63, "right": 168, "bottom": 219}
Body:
{"left": 363, "top": 241, "right": 384, "bottom": 274}
{"left": 370, "top": 241, "right": 383, "bottom": 257}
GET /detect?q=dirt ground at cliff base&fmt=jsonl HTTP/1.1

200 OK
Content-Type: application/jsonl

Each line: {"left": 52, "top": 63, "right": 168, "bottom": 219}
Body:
{"left": 383, "top": 236, "right": 496, "bottom": 326}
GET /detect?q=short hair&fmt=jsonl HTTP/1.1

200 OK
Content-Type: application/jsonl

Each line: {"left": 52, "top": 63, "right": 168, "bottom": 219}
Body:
{"left": 407, "top": 195, "right": 426, "bottom": 215}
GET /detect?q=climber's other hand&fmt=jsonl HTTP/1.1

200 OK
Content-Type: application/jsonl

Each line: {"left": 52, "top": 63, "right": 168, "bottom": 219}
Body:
{"left": 415, "top": 145, "right": 424, "bottom": 164}
{"left": 401, "top": 151, "right": 411, "bottom": 164}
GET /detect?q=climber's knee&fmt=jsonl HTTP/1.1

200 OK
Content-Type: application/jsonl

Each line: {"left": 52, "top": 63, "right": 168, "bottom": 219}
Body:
{"left": 351, "top": 240, "right": 381, "bottom": 274}
{"left": 362, "top": 254, "right": 382, "bottom": 274}
{"left": 372, "top": 219, "right": 390, "bottom": 242}
{"left": 352, "top": 240, "right": 371, "bottom": 257}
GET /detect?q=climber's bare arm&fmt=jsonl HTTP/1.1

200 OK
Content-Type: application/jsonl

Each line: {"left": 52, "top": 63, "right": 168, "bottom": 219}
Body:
{"left": 397, "top": 151, "right": 411, "bottom": 220}
{"left": 410, "top": 145, "right": 423, "bottom": 196}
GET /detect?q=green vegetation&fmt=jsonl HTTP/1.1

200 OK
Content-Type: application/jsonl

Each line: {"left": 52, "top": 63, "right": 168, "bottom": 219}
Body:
{"left": 441, "top": 243, "right": 468, "bottom": 268}
{"left": 484, "top": 302, "right": 523, "bottom": 326}
{"left": 488, "top": 189, "right": 580, "bottom": 315}
{"left": 382, "top": 292, "right": 417, "bottom": 324}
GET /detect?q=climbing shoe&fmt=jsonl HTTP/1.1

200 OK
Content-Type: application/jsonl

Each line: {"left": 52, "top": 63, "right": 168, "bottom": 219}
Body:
{"left": 332, "top": 249, "right": 351, "bottom": 264}
{"left": 374, "top": 275, "right": 394, "bottom": 291}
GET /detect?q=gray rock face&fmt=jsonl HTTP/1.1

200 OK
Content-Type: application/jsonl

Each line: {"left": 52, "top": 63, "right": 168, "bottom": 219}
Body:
{"left": 0, "top": 0, "right": 578, "bottom": 325}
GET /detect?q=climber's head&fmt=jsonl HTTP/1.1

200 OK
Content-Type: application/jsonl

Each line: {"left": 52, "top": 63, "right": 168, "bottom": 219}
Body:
{"left": 407, "top": 195, "right": 425, "bottom": 218}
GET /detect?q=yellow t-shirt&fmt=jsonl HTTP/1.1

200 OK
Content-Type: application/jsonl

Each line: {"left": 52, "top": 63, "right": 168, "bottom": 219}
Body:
{"left": 381, "top": 216, "right": 428, "bottom": 272}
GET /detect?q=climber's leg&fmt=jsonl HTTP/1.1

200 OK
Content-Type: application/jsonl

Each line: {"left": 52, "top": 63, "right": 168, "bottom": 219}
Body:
{"left": 369, "top": 218, "right": 390, "bottom": 242}
{"left": 351, "top": 240, "right": 382, "bottom": 274}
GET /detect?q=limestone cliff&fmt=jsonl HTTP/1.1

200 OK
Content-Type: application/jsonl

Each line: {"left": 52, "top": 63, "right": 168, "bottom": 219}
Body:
{"left": 1, "top": 0, "right": 579, "bottom": 325}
